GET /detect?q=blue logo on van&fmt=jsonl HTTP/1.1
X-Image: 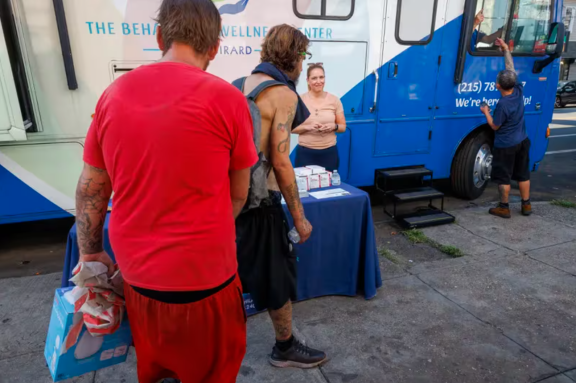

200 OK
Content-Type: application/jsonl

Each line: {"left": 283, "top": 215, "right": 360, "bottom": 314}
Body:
{"left": 214, "top": 0, "right": 249, "bottom": 15}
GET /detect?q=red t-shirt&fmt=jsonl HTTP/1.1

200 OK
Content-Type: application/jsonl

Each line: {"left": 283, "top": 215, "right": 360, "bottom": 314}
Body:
{"left": 84, "top": 62, "right": 257, "bottom": 291}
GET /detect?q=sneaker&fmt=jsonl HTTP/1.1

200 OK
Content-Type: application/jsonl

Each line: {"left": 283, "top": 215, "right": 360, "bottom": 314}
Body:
{"left": 489, "top": 205, "right": 511, "bottom": 219}
{"left": 269, "top": 338, "right": 327, "bottom": 369}
{"left": 522, "top": 203, "right": 532, "bottom": 216}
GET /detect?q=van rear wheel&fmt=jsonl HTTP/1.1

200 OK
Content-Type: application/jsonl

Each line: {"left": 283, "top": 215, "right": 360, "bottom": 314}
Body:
{"left": 451, "top": 130, "right": 493, "bottom": 200}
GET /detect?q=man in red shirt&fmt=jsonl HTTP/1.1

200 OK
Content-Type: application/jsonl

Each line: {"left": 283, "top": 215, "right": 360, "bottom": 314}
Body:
{"left": 75, "top": 0, "right": 256, "bottom": 382}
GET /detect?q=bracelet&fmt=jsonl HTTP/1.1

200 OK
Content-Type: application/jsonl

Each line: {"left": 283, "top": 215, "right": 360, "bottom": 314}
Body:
{"left": 334, "top": 124, "right": 339, "bottom": 132}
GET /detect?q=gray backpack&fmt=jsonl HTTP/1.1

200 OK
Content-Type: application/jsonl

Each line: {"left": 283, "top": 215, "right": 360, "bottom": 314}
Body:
{"left": 232, "top": 77, "right": 284, "bottom": 211}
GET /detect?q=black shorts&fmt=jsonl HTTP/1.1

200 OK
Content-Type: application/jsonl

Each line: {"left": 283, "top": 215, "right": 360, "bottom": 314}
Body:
{"left": 236, "top": 203, "right": 297, "bottom": 312}
{"left": 492, "top": 138, "right": 531, "bottom": 185}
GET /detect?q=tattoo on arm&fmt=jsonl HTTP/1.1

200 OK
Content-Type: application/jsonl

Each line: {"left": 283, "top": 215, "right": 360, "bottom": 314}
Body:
{"left": 504, "top": 49, "right": 515, "bottom": 72}
{"left": 276, "top": 104, "right": 295, "bottom": 133}
{"left": 275, "top": 102, "right": 297, "bottom": 154}
{"left": 75, "top": 165, "right": 112, "bottom": 255}
{"left": 277, "top": 135, "right": 289, "bottom": 153}
{"left": 282, "top": 180, "right": 305, "bottom": 221}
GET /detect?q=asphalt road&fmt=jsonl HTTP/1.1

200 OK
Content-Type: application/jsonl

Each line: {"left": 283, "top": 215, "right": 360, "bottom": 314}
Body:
{"left": 548, "top": 108, "right": 576, "bottom": 154}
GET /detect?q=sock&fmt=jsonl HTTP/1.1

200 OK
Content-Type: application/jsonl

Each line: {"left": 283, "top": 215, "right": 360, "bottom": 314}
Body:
{"left": 522, "top": 199, "right": 531, "bottom": 205}
{"left": 499, "top": 202, "right": 510, "bottom": 209}
{"left": 275, "top": 336, "right": 294, "bottom": 352}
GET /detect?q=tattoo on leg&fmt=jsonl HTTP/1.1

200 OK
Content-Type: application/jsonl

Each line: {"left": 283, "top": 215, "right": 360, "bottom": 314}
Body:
{"left": 269, "top": 301, "right": 293, "bottom": 340}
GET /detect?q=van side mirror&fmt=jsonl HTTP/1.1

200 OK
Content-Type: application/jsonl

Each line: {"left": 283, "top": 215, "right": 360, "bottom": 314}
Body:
{"left": 534, "top": 23, "right": 565, "bottom": 73}
{"left": 546, "top": 23, "right": 565, "bottom": 56}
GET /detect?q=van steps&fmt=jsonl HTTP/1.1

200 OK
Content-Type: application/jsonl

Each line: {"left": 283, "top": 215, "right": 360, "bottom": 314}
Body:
{"left": 391, "top": 187, "right": 444, "bottom": 203}
{"left": 377, "top": 167, "right": 432, "bottom": 180}
{"left": 375, "top": 166, "right": 453, "bottom": 229}
{"left": 397, "top": 210, "right": 455, "bottom": 229}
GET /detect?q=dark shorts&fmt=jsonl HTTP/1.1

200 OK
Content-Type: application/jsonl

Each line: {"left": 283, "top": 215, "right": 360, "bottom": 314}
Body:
{"left": 492, "top": 138, "right": 531, "bottom": 185}
{"left": 295, "top": 145, "right": 339, "bottom": 172}
{"left": 236, "top": 201, "right": 297, "bottom": 312}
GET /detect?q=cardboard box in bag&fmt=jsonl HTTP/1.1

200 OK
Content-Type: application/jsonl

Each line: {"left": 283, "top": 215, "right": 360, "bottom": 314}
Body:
{"left": 44, "top": 288, "right": 132, "bottom": 382}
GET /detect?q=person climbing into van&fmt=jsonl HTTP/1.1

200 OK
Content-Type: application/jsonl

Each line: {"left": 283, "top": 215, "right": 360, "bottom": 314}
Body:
{"left": 480, "top": 38, "right": 532, "bottom": 219}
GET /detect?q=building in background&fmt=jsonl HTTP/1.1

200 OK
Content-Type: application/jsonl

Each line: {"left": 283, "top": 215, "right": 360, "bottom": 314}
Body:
{"left": 562, "top": 1, "right": 576, "bottom": 80}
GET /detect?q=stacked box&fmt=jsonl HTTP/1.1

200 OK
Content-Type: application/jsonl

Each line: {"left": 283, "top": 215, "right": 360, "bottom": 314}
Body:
{"left": 306, "top": 165, "right": 326, "bottom": 174}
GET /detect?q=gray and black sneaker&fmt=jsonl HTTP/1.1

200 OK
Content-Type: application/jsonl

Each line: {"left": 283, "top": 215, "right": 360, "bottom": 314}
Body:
{"left": 269, "top": 338, "right": 327, "bottom": 368}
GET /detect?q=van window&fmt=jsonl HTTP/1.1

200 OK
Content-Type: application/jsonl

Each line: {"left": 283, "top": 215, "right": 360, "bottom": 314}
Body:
{"left": 472, "top": 0, "right": 513, "bottom": 51}
{"left": 508, "top": 0, "right": 553, "bottom": 54}
{"left": 471, "top": 0, "right": 553, "bottom": 55}
{"left": 396, "top": 0, "right": 438, "bottom": 45}
{"left": 293, "top": 0, "right": 354, "bottom": 20}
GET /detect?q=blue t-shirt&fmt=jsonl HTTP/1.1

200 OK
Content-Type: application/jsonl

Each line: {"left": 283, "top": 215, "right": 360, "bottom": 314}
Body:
{"left": 493, "top": 83, "right": 527, "bottom": 148}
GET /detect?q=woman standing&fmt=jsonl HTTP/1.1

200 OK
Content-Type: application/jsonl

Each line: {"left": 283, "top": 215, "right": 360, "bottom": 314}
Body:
{"left": 294, "top": 64, "right": 346, "bottom": 171}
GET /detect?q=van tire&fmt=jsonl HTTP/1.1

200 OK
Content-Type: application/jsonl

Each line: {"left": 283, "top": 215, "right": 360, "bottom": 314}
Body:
{"left": 451, "top": 130, "right": 493, "bottom": 200}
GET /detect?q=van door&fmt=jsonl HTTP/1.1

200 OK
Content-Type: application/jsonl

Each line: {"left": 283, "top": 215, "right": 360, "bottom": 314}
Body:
{"left": 375, "top": 0, "right": 444, "bottom": 156}
{"left": 0, "top": 18, "right": 26, "bottom": 142}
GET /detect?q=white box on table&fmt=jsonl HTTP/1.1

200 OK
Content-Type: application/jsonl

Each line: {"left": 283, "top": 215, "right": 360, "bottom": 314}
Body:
{"left": 308, "top": 174, "right": 321, "bottom": 189}
{"left": 294, "top": 167, "right": 313, "bottom": 177}
{"left": 44, "top": 288, "right": 132, "bottom": 382}
{"left": 319, "top": 173, "right": 331, "bottom": 188}
{"left": 306, "top": 165, "right": 326, "bottom": 174}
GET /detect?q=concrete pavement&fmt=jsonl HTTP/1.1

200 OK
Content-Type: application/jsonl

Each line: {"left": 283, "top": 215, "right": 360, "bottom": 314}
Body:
{"left": 1, "top": 201, "right": 575, "bottom": 383}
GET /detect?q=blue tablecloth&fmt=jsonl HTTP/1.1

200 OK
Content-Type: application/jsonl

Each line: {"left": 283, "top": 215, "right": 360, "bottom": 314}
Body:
{"left": 62, "top": 183, "right": 382, "bottom": 302}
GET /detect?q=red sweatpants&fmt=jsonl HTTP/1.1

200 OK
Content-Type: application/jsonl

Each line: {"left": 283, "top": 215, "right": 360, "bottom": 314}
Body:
{"left": 124, "top": 275, "right": 247, "bottom": 383}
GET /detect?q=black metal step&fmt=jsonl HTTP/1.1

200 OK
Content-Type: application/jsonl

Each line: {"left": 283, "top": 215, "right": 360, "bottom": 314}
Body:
{"left": 391, "top": 187, "right": 444, "bottom": 203}
{"left": 397, "top": 210, "right": 455, "bottom": 229}
{"left": 377, "top": 167, "right": 432, "bottom": 180}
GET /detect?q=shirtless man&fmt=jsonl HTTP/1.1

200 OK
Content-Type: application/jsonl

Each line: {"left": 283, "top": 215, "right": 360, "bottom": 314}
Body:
{"left": 235, "top": 24, "right": 327, "bottom": 368}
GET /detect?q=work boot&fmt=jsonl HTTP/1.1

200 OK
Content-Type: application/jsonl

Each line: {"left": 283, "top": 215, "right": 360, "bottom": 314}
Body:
{"left": 522, "top": 202, "right": 532, "bottom": 216}
{"left": 269, "top": 338, "right": 327, "bottom": 368}
{"left": 489, "top": 203, "right": 511, "bottom": 219}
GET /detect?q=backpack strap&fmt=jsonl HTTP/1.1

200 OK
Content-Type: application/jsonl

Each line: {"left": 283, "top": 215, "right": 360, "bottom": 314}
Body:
{"left": 246, "top": 80, "right": 285, "bottom": 101}
{"left": 231, "top": 77, "right": 247, "bottom": 92}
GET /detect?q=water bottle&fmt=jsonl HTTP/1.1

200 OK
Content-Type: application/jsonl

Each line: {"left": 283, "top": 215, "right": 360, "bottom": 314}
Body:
{"left": 331, "top": 170, "right": 341, "bottom": 186}
{"left": 288, "top": 227, "right": 300, "bottom": 243}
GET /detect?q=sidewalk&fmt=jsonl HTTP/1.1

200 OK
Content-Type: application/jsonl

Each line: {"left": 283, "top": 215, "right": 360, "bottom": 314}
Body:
{"left": 1, "top": 202, "right": 575, "bottom": 383}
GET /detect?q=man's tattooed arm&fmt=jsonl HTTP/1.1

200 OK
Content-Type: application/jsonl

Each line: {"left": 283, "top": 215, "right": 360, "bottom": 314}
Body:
{"left": 75, "top": 163, "right": 113, "bottom": 255}
{"left": 269, "top": 90, "right": 305, "bottom": 223}
{"left": 275, "top": 102, "right": 295, "bottom": 154}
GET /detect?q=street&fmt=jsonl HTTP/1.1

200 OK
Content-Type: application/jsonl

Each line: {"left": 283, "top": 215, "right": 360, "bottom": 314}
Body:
{"left": 549, "top": 108, "right": 576, "bottom": 154}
